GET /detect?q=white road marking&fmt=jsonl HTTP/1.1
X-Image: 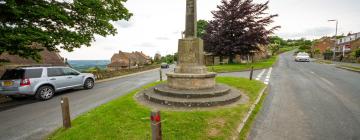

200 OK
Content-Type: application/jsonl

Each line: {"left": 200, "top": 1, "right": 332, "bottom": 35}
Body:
{"left": 256, "top": 69, "right": 266, "bottom": 80}
{"left": 307, "top": 70, "right": 334, "bottom": 86}
{"left": 264, "top": 67, "right": 273, "bottom": 85}
{"left": 319, "top": 77, "right": 335, "bottom": 86}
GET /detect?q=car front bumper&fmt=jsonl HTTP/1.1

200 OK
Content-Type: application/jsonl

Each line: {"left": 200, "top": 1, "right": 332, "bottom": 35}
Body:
{"left": 295, "top": 58, "right": 310, "bottom": 62}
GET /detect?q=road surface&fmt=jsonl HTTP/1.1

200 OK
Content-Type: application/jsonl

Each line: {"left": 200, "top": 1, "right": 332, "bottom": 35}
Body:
{"left": 0, "top": 67, "right": 174, "bottom": 140}
{"left": 0, "top": 65, "right": 259, "bottom": 140}
{"left": 249, "top": 51, "right": 360, "bottom": 140}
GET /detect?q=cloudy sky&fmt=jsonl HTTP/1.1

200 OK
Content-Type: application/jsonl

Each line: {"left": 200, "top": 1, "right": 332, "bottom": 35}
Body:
{"left": 60, "top": 0, "right": 360, "bottom": 60}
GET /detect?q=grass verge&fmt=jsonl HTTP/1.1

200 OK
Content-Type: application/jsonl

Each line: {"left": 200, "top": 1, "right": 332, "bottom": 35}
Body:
{"left": 339, "top": 65, "right": 360, "bottom": 71}
{"left": 48, "top": 77, "right": 265, "bottom": 140}
{"left": 208, "top": 56, "right": 278, "bottom": 73}
{"left": 336, "top": 65, "right": 360, "bottom": 72}
{"left": 238, "top": 91, "right": 268, "bottom": 140}
{"left": 315, "top": 59, "right": 333, "bottom": 64}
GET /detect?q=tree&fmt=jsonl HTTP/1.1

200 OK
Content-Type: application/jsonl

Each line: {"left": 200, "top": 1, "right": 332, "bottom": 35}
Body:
{"left": 355, "top": 48, "right": 360, "bottom": 58}
{"left": 154, "top": 53, "right": 161, "bottom": 63}
{"left": 269, "top": 36, "right": 286, "bottom": 47}
{"left": 161, "top": 54, "right": 176, "bottom": 64}
{"left": 203, "top": 0, "right": 279, "bottom": 63}
{"left": 197, "top": 20, "right": 208, "bottom": 38}
{"left": 0, "top": 0, "right": 132, "bottom": 61}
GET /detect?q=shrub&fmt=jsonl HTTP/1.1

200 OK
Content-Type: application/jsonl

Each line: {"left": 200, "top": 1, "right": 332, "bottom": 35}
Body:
{"left": 355, "top": 48, "right": 360, "bottom": 58}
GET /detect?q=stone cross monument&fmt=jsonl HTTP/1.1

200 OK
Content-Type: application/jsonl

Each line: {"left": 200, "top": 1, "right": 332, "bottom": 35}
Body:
{"left": 185, "top": 0, "right": 197, "bottom": 38}
{"left": 167, "top": 0, "right": 216, "bottom": 89}
{"left": 137, "top": 0, "right": 241, "bottom": 108}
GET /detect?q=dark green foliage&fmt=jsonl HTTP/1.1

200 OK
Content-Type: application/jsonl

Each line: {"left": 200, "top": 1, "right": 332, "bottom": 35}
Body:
{"left": 269, "top": 36, "right": 287, "bottom": 46}
{"left": 161, "top": 54, "right": 177, "bottom": 64}
{"left": 197, "top": 20, "right": 208, "bottom": 38}
{"left": 0, "top": 0, "right": 132, "bottom": 61}
{"left": 355, "top": 48, "right": 360, "bottom": 58}
{"left": 203, "top": 0, "right": 280, "bottom": 58}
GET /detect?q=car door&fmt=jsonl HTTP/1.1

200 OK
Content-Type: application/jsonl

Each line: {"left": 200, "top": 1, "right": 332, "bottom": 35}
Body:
{"left": 47, "top": 68, "right": 70, "bottom": 90}
{"left": 62, "top": 68, "right": 83, "bottom": 87}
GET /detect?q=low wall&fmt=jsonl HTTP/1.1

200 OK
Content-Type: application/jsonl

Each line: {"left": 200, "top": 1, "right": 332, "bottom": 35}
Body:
{"left": 92, "top": 64, "right": 160, "bottom": 80}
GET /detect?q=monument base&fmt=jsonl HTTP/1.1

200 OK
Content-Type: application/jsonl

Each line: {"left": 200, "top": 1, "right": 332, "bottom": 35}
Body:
{"left": 136, "top": 83, "right": 243, "bottom": 108}
{"left": 166, "top": 72, "right": 216, "bottom": 90}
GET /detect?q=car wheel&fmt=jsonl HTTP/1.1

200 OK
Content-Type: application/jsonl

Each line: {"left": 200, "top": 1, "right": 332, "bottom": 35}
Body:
{"left": 35, "top": 86, "right": 55, "bottom": 100}
{"left": 84, "top": 78, "right": 94, "bottom": 89}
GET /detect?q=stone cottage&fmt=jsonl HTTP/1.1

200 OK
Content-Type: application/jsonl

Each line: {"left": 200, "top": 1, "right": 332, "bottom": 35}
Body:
{"left": 107, "top": 51, "right": 151, "bottom": 71}
{"left": 204, "top": 45, "right": 269, "bottom": 65}
{"left": 0, "top": 43, "right": 66, "bottom": 75}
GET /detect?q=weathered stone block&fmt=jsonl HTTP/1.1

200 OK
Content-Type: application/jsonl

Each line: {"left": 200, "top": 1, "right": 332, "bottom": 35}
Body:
{"left": 167, "top": 72, "right": 216, "bottom": 90}
{"left": 175, "top": 38, "right": 207, "bottom": 74}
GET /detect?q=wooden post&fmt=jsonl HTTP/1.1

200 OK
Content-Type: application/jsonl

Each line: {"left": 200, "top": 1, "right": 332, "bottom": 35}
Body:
{"left": 249, "top": 66, "right": 254, "bottom": 80}
{"left": 151, "top": 110, "right": 162, "bottom": 140}
{"left": 61, "top": 97, "right": 71, "bottom": 129}
{"left": 159, "top": 69, "right": 163, "bottom": 81}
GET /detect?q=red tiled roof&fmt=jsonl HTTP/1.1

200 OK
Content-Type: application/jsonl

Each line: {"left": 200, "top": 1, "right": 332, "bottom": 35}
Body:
{"left": 0, "top": 43, "right": 65, "bottom": 66}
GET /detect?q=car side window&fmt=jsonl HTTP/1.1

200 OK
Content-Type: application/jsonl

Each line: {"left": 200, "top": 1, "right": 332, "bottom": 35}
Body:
{"left": 25, "top": 69, "right": 43, "bottom": 78}
{"left": 62, "top": 68, "right": 79, "bottom": 76}
{"left": 47, "top": 68, "right": 65, "bottom": 77}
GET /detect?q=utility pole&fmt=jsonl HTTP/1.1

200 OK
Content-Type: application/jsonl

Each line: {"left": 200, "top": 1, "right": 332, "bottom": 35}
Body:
{"left": 328, "top": 19, "right": 338, "bottom": 60}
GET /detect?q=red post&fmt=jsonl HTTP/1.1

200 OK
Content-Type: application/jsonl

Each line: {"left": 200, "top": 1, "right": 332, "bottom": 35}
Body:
{"left": 151, "top": 110, "right": 162, "bottom": 140}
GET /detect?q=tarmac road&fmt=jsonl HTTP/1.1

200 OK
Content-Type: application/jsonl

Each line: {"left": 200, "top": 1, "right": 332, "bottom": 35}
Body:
{"left": 0, "top": 67, "right": 173, "bottom": 140}
{"left": 0, "top": 64, "right": 256, "bottom": 140}
{"left": 249, "top": 51, "right": 360, "bottom": 140}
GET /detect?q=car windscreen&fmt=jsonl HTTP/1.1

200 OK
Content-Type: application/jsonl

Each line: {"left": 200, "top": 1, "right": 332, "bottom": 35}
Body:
{"left": 0, "top": 69, "right": 25, "bottom": 80}
{"left": 298, "top": 54, "right": 309, "bottom": 56}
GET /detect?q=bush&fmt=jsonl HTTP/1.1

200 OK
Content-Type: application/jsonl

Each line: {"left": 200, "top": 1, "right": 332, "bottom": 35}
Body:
{"left": 355, "top": 48, "right": 360, "bottom": 58}
{"left": 323, "top": 49, "right": 333, "bottom": 60}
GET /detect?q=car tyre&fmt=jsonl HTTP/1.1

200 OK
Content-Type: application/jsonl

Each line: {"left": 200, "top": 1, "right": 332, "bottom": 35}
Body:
{"left": 35, "top": 86, "right": 55, "bottom": 100}
{"left": 84, "top": 78, "right": 94, "bottom": 89}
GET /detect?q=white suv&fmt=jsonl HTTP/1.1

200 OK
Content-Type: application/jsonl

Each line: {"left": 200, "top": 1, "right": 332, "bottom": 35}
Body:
{"left": 295, "top": 52, "right": 310, "bottom": 62}
{"left": 0, "top": 66, "right": 95, "bottom": 100}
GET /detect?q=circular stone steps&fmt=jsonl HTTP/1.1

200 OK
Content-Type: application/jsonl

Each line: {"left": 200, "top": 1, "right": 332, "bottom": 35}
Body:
{"left": 138, "top": 84, "right": 242, "bottom": 108}
{"left": 154, "top": 84, "right": 231, "bottom": 98}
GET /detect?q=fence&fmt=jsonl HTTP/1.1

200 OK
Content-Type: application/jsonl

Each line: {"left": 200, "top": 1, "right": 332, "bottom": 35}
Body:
{"left": 92, "top": 64, "right": 160, "bottom": 80}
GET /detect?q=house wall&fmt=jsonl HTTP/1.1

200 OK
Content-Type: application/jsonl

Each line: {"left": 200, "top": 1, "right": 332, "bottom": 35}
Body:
{"left": 108, "top": 51, "right": 151, "bottom": 71}
{"left": 314, "top": 38, "right": 334, "bottom": 53}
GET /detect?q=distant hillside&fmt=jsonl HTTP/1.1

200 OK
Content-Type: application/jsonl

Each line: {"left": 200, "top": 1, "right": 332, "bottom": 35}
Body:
{"left": 68, "top": 60, "right": 110, "bottom": 72}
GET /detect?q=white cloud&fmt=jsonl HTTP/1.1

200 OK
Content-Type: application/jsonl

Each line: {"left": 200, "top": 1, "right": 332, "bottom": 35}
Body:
{"left": 278, "top": 27, "right": 335, "bottom": 39}
{"left": 114, "top": 20, "right": 134, "bottom": 28}
{"left": 60, "top": 0, "right": 360, "bottom": 60}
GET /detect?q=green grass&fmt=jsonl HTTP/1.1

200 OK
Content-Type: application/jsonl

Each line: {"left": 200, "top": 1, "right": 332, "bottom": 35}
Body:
{"left": 49, "top": 77, "right": 265, "bottom": 140}
{"left": 315, "top": 59, "right": 333, "bottom": 64}
{"left": 339, "top": 65, "right": 360, "bottom": 71}
{"left": 208, "top": 56, "right": 278, "bottom": 73}
{"left": 238, "top": 91, "right": 268, "bottom": 140}
{"left": 278, "top": 47, "right": 297, "bottom": 54}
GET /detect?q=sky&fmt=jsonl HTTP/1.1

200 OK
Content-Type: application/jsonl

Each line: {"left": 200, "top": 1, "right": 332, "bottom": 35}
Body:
{"left": 60, "top": 0, "right": 360, "bottom": 60}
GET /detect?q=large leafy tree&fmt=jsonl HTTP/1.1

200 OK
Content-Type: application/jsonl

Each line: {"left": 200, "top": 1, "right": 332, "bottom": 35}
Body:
{"left": 203, "top": 0, "right": 279, "bottom": 63}
{"left": 197, "top": 19, "right": 208, "bottom": 38}
{"left": 0, "top": 0, "right": 132, "bottom": 61}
